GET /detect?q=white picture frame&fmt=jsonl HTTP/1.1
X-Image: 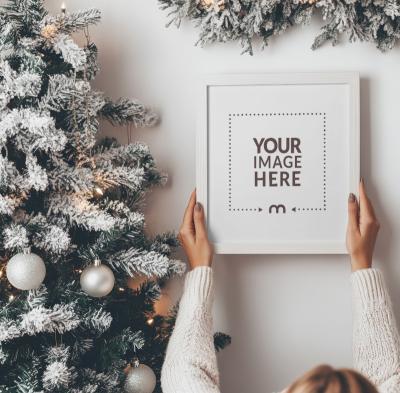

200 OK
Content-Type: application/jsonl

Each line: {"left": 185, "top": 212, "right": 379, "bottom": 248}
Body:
{"left": 196, "top": 72, "right": 360, "bottom": 254}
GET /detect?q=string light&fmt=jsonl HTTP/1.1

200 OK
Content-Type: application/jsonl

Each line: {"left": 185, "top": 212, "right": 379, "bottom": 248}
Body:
{"left": 9, "top": 294, "right": 15, "bottom": 302}
{"left": 93, "top": 186, "right": 104, "bottom": 197}
{"left": 61, "top": 2, "right": 66, "bottom": 14}
{"left": 118, "top": 287, "right": 125, "bottom": 292}
{"left": 146, "top": 318, "right": 154, "bottom": 326}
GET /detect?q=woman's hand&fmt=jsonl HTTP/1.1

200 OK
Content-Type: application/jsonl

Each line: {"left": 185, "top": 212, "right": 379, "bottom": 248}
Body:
{"left": 346, "top": 179, "right": 380, "bottom": 272}
{"left": 179, "top": 190, "right": 213, "bottom": 270}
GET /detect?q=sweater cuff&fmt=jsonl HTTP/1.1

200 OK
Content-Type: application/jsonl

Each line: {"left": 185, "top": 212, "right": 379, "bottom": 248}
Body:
{"left": 181, "top": 266, "right": 214, "bottom": 311}
{"left": 351, "top": 268, "right": 389, "bottom": 307}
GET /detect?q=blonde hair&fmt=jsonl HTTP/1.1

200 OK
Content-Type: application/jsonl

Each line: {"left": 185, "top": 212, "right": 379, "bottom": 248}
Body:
{"left": 287, "top": 365, "right": 378, "bottom": 393}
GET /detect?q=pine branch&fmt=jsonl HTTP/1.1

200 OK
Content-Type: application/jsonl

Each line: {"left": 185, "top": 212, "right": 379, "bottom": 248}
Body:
{"left": 42, "top": 8, "right": 101, "bottom": 35}
{"left": 101, "top": 97, "right": 158, "bottom": 127}
{"left": 109, "top": 248, "right": 171, "bottom": 278}
{"left": 2, "top": 0, "right": 47, "bottom": 36}
{"left": 97, "top": 328, "right": 144, "bottom": 371}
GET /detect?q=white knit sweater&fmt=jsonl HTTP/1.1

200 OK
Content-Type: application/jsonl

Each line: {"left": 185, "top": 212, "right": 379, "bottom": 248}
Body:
{"left": 161, "top": 267, "right": 400, "bottom": 393}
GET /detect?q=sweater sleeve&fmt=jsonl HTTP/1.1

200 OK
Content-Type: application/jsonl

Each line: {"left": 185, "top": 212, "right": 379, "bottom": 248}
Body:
{"left": 161, "top": 266, "right": 220, "bottom": 393}
{"left": 351, "top": 268, "right": 400, "bottom": 392}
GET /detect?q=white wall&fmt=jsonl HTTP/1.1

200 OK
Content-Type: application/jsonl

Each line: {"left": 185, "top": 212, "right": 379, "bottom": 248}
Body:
{"left": 46, "top": 1, "right": 400, "bottom": 392}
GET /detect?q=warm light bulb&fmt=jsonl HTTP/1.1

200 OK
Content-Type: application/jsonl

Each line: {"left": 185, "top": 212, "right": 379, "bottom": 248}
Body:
{"left": 146, "top": 318, "right": 154, "bottom": 326}
{"left": 118, "top": 287, "right": 125, "bottom": 292}
{"left": 61, "top": 2, "right": 66, "bottom": 13}
{"left": 93, "top": 186, "right": 104, "bottom": 197}
{"left": 9, "top": 295, "right": 15, "bottom": 301}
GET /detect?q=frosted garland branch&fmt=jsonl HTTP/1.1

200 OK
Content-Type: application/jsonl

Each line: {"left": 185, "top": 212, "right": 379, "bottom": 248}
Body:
{"left": 159, "top": 0, "right": 400, "bottom": 54}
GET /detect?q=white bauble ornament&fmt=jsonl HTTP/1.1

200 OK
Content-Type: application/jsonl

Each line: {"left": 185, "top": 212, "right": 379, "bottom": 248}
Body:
{"left": 6, "top": 250, "right": 46, "bottom": 290}
{"left": 124, "top": 364, "right": 156, "bottom": 393}
{"left": 80, "top": 259, "right": 115, "bottom": 297}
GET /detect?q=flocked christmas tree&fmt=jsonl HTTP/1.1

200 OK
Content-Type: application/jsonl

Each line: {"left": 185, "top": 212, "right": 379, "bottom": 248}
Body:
{"left": 0, "top": 1, "right": 229, "bottom": 392}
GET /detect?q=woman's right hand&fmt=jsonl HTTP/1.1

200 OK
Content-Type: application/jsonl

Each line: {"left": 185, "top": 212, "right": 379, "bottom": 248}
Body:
{"left": 346, "top": 179, "right": 380, "bottom": 272}
{"left": 179, "top": 190, "right": 213, "bottom": 270}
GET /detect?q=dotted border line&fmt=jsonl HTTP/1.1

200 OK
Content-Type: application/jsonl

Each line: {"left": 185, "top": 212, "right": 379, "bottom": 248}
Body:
{"left": 228, "top": 115, "right": 258, "bottom": 212}
{"left": 228, "top": 112, "right": 327, "bottom": 212}
{"left": 230, "top": 113, "right": 325, "bottom": 117}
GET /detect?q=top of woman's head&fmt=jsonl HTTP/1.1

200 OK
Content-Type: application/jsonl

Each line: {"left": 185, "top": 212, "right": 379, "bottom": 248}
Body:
{"left": 287, "top": 365, "right": 378, "bottom": 393}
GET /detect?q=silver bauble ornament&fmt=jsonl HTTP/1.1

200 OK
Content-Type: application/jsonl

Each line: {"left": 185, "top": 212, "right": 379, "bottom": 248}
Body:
{"left": 80, "top": 259, "right": 115, "bottom": 297}
{"left": 6, "top": 249, "right": 46, "bottom": 290}
{"left": 124, "top": 364, "right": 156, "bottom": 393}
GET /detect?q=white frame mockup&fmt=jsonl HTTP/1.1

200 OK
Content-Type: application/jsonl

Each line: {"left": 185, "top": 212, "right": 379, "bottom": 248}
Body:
{"left": 197, "top": 72, "right": 360, "bottom": 254}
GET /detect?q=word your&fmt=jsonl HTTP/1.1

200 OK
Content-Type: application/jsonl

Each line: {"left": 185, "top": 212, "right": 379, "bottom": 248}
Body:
{"left": 253, "top": 137, "right": 302, "bottom": 187}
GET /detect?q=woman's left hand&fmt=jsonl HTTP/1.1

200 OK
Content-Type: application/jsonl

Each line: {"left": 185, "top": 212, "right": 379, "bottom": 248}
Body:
{"left": 179, "top": 190, "right": 213, "bottom": 270}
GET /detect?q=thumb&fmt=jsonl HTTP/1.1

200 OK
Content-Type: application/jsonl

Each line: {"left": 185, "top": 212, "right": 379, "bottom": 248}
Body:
{"left": 193, "top": 202, "right": 207, "bottom": 239}
{"left": 348, "top": 193, "right": 359, "bottom": 233}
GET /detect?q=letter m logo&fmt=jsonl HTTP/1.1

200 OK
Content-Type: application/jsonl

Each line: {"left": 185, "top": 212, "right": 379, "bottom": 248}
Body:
{"left": 268, "top": 204, "right": 286, "bottom": 214}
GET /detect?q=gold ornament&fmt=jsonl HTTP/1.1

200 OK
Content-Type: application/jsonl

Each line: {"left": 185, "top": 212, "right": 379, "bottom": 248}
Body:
{"left": 41, "top": 24, "right": 59, "bottom": 40}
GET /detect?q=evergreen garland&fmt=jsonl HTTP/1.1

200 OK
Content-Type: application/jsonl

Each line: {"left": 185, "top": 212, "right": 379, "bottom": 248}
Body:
{"left": 159, "top": 0, "right": 400, "bottom": 54}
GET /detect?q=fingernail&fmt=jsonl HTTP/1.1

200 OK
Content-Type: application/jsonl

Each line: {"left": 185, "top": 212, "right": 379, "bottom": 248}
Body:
{"left": 348, "top": 193, "right": 355, "bottom": 202}
{"left": 360, "top": 177, "right": 364, "bottom": 184}
{"left": 195, "top": 202, "right": 202, "bottom": 211}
